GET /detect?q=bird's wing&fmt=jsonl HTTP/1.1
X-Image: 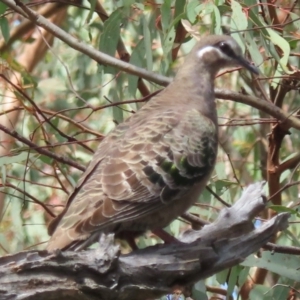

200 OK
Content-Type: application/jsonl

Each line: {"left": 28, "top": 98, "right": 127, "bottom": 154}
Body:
{"left": 47, "top": 103, "right": 217, "bottom": 249}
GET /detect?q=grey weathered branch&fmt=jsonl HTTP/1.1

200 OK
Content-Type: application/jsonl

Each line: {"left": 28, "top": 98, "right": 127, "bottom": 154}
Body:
{"left": 0, "top": 182, "right": 289, "bottom": 300}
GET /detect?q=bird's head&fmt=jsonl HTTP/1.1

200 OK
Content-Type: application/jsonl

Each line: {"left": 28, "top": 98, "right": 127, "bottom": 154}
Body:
{"left": 182, "top": 35, "right": 259, "bottom": 77}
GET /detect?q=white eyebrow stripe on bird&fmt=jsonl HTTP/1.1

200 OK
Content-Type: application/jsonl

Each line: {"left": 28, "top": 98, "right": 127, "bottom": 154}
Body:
{"left": 197, "top": 45, "right": 227, "bottom": 59}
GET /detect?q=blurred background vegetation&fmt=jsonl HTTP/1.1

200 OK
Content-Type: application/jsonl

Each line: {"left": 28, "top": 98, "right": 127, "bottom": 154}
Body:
{"left": 0, "top": 0, "right": 300, "bottom": 299}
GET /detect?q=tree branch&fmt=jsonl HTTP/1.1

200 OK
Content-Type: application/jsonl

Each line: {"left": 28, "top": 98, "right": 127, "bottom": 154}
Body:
{"left": 0, "top": 122, "right": 85, "bottom": 171}
{"left": 0, "top": 182, "right": 290, "bottom": 300}
{"left": 215, "top": 89, "right": 300, "bottom": 131}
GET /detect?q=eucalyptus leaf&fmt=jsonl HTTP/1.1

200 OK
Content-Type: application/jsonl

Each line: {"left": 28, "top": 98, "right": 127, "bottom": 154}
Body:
{"left": 227, "top": 266, "right": 238, "bottom": 297}
{"left": 99, "top": 9, "right": 122, "bottom": 74}
{"left": 143, "top": 14, "right": 153, "bottom": 71}
{"left": 0, "top": 17, "right": 9, "bottom": 43}
{"left": 128, "top": 39, "right": 146, "bottom": 97}
{"left": 243, "top": 252, "right": 300, "bottom": 281}
{"left": 231, "top": 0, "right": 247, "bottom": 52}
{"left": 186, "top": 0, "right": 199, "bottom": 24}
{"left": 0, "top": 2, "right": 7, "bottom": 14}
{"left": 86, "top": 0, "right": 97, "bottom": 24}
{"left": 0, "top": 152, "right": 37, "bottom": 167}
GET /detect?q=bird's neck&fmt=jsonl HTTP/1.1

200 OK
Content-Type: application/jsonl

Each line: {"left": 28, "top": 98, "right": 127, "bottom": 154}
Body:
{"left": 172, "top": 64, "right": 217, "bottom": 121}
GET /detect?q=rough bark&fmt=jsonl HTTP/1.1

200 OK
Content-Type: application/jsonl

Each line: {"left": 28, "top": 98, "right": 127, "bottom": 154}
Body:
{"left": 0, "top": 182, "right": 290, "bottom": 300}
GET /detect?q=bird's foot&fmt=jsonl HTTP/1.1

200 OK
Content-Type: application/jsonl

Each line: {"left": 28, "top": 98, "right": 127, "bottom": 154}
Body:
{"left": 126, "top": 235, "right": 139, "bottom": 250}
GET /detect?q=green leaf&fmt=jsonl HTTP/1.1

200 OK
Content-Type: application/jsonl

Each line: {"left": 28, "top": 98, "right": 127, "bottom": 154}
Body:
{"left": 215, "top": 161, "right": 226, "bottom": 179}
{"left": 268, "top": 205, "right": 298, "bottom": 215}
{"left": 192, "top": 280, "right": 208, "bottom": 300}
{"left": 245, "top": 32, "right": 263, "bottom": 68}
{"left": 248, "top": 9, "right": 268, "bottom": 37}
{"left": 1, "top": 166, "right": 6, "bottom": 184}
{"left": 231, "top": 0, "right": 248, "bottom": 29}
{"left": 128, "top": 39, "right": 145, "bottom": 97}
{"left": 162, "top": 26, "right": 175, "bottom": 56}
{"left": 186, "top": 0, "right": 200, "bottom": 24}
{"left": 174, "top": 0, "right": 185, "bottom": 20}
{"left": 215, "top": 179, "right": 237, "bottom": 191}
{"left": 244, "top": 0, "right": 258, "bottom": 10}
{"left": 238, "top": 266, "right": 250, "bottom": 286}
{"left": 213, "top": 5, "right": 221, "bottom": 34}
{"left": 86, "top": 0, "right": 97, "bottom": 24}
{"left": 0, "top": 2, "right": 7, "bottom": 14}
{"left": 231, "top": 0, "right": 248, "bottom": 52}
{"left": 280, "top": 169, "right": 291, "bottom": 182}
{"left": 111, "top": 84, "right": 123, "bottom": 124}
{"left": 160, "top": 0, "right": 176, "bottom": 56}
{"left": 250, "top": 283, "right": 290, "bottom": 300}
{"left": 249, "top": 285, "right": 271, "bottom": 300}
{"left": 198, "top": 2, "right": 214, "bottom": 17}
{"left": 290, "top": 12, "right": 300, "bottom": 30}
{"left": 142, "top": 14, "right": 152, "bottom": 71}
{"left": 123, "top": 0, "right": 135, "bottom": 7}
{"left": 271, "top": 285, "right": 290, "bottom": 300}
{"left": 0, "top": 152, "right": 36, "bottom": 166}
{"left": 39, "top": 155, "right": 53, "bottom": 166}
{"left": 169, "top": 218, "right": 181, "bottom": 237}
{"left": 216, "top": 268, "right": 230, "bottom": 284}
{"left": 51, "top": 116, "right": 60, "bottom": 129}
{"left": 161, "top": 0, "right": 171, "bottom": 34}
{"left": 266, "top": 28, "right": 290, "bottom": 72}
{"left": 243, "top": 252, "right": 300, "bottom": 281}
{"left": 227, "top": 266, "right": 239, "bottom": 297}
{"left": 99, "top": 9, "right": 122, "bottom": 74}
{"left": 0, "top": 17, "right": 9, "bottom": 43}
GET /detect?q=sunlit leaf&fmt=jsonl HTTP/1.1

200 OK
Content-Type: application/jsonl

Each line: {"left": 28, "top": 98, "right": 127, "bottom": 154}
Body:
{"left": 186, "top": 0, "right": 199, "bottom": 24}
{"left": 266, "top": 28, "right": 290, "bottom": 72}
{"left": 231, "top": 0, "right": 248, "bottom": 52}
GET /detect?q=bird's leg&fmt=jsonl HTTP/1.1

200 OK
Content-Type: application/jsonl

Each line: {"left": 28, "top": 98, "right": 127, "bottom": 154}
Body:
{"left": 126, "top": 235, "right": 138, "bottom": 250}
{"left": 151, "top": 228, "right": 179, "bottom": 243}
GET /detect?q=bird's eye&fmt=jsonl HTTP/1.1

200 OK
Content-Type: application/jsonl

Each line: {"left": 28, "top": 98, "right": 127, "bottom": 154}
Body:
{"left": 218, "top": 42, "right": 235, "bottom": 57}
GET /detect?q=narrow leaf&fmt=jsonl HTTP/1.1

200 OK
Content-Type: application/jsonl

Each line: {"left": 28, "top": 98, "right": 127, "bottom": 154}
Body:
{"left": 243, "top": 252, "right": 300, "bottom": 281}
{"left": 0, "top": 2, "right": 7, "bottom": 14}
{"left": 0, "top": 17, "right": 9, "bottom": 43}
{"left": 143, "top": 14, "right": 153, "bottom": 71}
{"left": 231, "top": 0, "right": 248, "bottom": 52}
{"left": 99, "top": 9, "right": 122, "bottom": 74}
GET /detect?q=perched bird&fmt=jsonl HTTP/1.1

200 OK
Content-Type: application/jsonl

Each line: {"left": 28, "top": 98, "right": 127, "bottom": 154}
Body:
{"left": 47, "top": 35, "right": 259, "bottom": 251}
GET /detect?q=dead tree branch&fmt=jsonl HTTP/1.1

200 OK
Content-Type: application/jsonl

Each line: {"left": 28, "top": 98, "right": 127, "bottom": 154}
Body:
{"left": 0, "top": 182, "right": 289, "bottom": 300}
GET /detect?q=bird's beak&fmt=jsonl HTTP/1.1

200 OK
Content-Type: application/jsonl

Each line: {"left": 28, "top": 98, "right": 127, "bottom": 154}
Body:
{"left": 236, "top": 56, "right": 260, "bottom": 75}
